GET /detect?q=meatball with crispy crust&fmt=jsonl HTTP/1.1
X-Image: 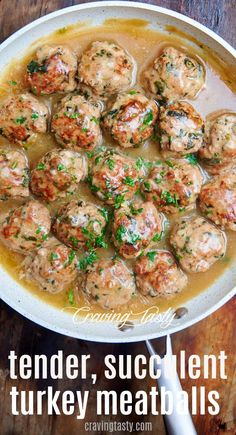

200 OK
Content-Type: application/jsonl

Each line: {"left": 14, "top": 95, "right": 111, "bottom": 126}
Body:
{"left": 102, "top": 91, "right": 158, "bottom": 148}
{"left": 30, "top": 149, "right": 87, "bottom": 202}
{"left": 0, "top": 93, "right": 48, "bottom": 145}
{"left": 22, "top": 237, "right": 78, "bottom": 293}
{"left": 199, "top": 113, "right": 236, "bottom": 174}
{"left": 135, "top": 250, "right": 187, "bottom": 297}
{"left": 52, "top": 95, "right": 102, "bottom": 151}
{"left": 198, "top": 168, "right": 236, "bottom": 231}
{"left": 88, "top": 149, "right": 144, "bottom": 206}
{"left": 143, "top": 46, "right": 205, "bottom": 102}
{"left": 26, "top": 45, "right": 77, "bottom": 95}
{"left": 159, "top": 102, "right": 204, "bottom": 156}
{"left": 0, "top": 200, "right": 51, "bottom": 254}
{"left": 78, "top": 41, "right": 134, "bottom": 98}
{"left": 0, "top": 149, "right": 29, "bottom": 200}
{"left": 53, "top": 200, "right": 108, "bottom": 250}
{"left": 142, "top": 159, "right": 203, "bottom": 214}
{"left": 170, "top": 216, "right": 226, "bottom": 273}
{"left": 112, "top": 201, "right": 164, "bottom": 259}
{"left": 82, "top": 258, "right": 136, "bottom": 309}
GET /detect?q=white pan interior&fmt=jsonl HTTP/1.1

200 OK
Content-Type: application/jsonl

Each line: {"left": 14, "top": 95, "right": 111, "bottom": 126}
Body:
{"left": 0, "top": 1, "right": 235, "bottom": 343}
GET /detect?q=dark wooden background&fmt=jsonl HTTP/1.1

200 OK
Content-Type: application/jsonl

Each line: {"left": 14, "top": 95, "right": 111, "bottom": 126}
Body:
{"left": 0, "top": 1, "right": 235, "bottom": 434}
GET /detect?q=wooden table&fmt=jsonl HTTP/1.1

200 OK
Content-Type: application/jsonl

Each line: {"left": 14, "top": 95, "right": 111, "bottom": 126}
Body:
{"left": 0, "top": 1, "right": 235, "bottom": 434}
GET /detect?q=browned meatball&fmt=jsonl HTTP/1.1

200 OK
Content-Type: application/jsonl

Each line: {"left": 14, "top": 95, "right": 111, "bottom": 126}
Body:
{"left": 0, "top": 149, "right": 29, "bottom": 200}
{"left": 30, "top": 149, "right": 87, "bottom": 202}
{"left": 135, "top": 250, "right": 187, "bottom": 297}
{"left": 198, "top": 168, "right": 236, "bottom": 231}
{"left": 142, "top": 159, "right": 203, "bottom": 214}
{"left": 0, "top": 200, "right": 51, "bottom": 254}
{"left": 52, "top": 94, "right": 102, "bottom": 151}
{"left": 22, "top": 237, "right": 78, "bottom": 293}
{"left": 26, "top": 45, "right": 77, "bottom": 95}
{"left": 82, "top": 258, "right": 136, "bottom": 309}
{"left": 0, "top": 93, "right": 48, "bottom": 145}
{"left": 159, "top": 102, "right": 204, "bottom": 156}
{"left": 199, "top": 113, "right": 236, "bottom": 174}
{"left": 170, "top": 216, "right": 226, "bottom": 273}
{"left": 78, "top": 41, "right": 134, "bottom": 98}
{"left": 112, "top": 201, "right": 164, "bottom": 258}
{"left": 102, "top": 91, "right": 158, "bottom": 148}
{"left": 53, "top": 200, "right": 108, "bottom": 250}
{"left": 88, "top": 149, "right": 144, "bottom": 207}
{"left": 143, "top": 46, "right": 205, "bottom": 102}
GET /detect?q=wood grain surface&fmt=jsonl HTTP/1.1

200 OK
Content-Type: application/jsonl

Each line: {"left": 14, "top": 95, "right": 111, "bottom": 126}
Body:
{"left": 0, "top": 1, "right": 235, "bottom": 434}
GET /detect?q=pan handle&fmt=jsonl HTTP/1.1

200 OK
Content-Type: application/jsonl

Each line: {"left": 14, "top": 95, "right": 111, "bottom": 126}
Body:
{"left": 146, "top": 335, "right": 197, "bottom": 435}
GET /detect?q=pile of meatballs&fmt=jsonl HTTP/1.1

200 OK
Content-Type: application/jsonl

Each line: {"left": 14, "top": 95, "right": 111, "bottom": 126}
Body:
{"left": 0, "top": 41, "right": 235, "bottom": 311}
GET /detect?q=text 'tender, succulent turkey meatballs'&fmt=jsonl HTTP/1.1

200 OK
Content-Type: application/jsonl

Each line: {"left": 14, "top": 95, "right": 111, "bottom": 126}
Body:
{"left": 143, "top": 46, "right": 205, "bottom": 102}
{"left": 142, "top": 159, "right": 203, "bottom": 214}
{"left": 88, "top": 149, "right": 144, "bottom": 207}
{"left": 82, "top": 258, "right": 136, "bottom": 309}
{"left": 199, "top": 168, "right": 236, "bottom": 231}
{"left": 22, "top": 237, "right": 78, "bottom": 293}
{"left": 0, "top": 93, "right": 48, "bottom": 145}
{"left": 26, "top": 45, "right": 77, "bottom": 95}
{"left": 170, "top": 215, "right": 226, "bottom": 273}
{"left": 52, "top": 94, "right": 102, "bottom": 151}
{"left": 102, "top": 91, "right": 158, "bottom": 148}
{"left": 78, "top": 41, "right": 134, "bottom": 98}
{"left": 134, "top": 250, "right": 187, "bottom": 297}
{"left": 53, "top": 200, "right": 108, "bottom": 250}
{"left": 30, "top": 149, "right": 87, "bottom": 202}
{"left": 0, "top": 200, "right": 51, "bottom": 254}
{"left": 199, "top": 113, "right": 236, "bottom": 174}
{"left": 113, "top": 201, "right": 164, "bottom": 259}
{"left": 0, "top": 149, "right": 29, "bottom": 200}
{"left": 159, "top": 102, "right": 204, "bottom": 156}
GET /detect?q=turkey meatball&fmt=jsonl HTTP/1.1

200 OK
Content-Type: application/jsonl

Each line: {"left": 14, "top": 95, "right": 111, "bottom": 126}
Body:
{"left": 143, "top": 46, "right": 205, "bottom": 102}
{"left": 142, "top": 159, "right": 203, "bottom": 214}
{"left": 102, "top": 91, "right": 158, "bottom": 148}
{"left": 159, "top": 102, "right": 204, "bottom": 156}
{"left": 30, "top": 149, "right": 87, "bottom": 202}
{"left": 0, "top": 93, "right": 48, "bottom": 145}
{"left": 88, "top": 149, "right": 144, "bottom": 206}
{"left": 112, "top": 201, "right": 164, "bottom": 258}
{"left": 135, "top": 250, "right": 187, "bottom": 297}
{"left": 170, "top": 216, "right": 226, "bottom": 273}
{"left": 198, "top": 168, "right": 236, "bottom": 231}
{"left": 0, "top": 200, "right": 51, "bottom": 254}
{"left": 52, "top": 94, "right": 102, "bottom": 151}
{"left": 53, "top": 200, "right": 107, "bottom": 250}
{"left": 0, "top": 149, "right": 29, "bottom": 200}
{"left": 199, "top": 113, "right": 236, "bottom": 174}
{"left": 82, "top": 258, "right": 136, "bottom": 309}
{"left": 26, "top": 44, "right": 77, "bottom": 95}
{"left": 78, "top": 41, "right": 134, "bottom": 98}
{"left": 22, "top": 237, "right": 78, "bottom": 293}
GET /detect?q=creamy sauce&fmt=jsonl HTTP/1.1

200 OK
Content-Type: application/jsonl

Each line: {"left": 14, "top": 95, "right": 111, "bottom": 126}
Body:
{"left": 0, "top": 19, "right": 236, "bottom": 317}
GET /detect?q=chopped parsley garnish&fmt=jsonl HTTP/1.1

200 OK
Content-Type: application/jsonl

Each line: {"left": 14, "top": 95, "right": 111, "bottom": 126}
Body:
{"left": 106, "top": 158, "right": 115, "bottom": 171}
{"left": 31, "top": 112, "right": 39, "bottom": 120}
{"left": 161, "top": 190, "right": 179, "bottom": 207}
{"left": 36, "top": 163, "right": 46, "bottom": 170}
{"left": 147, "top": 251, "right": 157, "bottom": 261}
{"left": 11, "top": 161, "right": 18, "bottom": 169}
{"left": 152, "top": 232, "right": 163, "bottom": 242}
{"left": 50, "top": 252, "right": 59, "bottom": 262}
{"left": 123, "top": 176, "right": 135, "bottom": 187}
{"left": 57, "top": 163, "right": 66, "bottom": 171}
{"left": 15, "top": 116, "right": 26, "bottom": 125}
{"left": 130, "top": 205, "right": 143, "bottom": 215}
{"left": 114, "top": 194, "right": 125, "bottom": 209}
{"left": 68, "top": 250, "right": 76, "bottom": 265}
{"left": 128, "top": 90, "right": 137, "bottom": 95}
{"left": 135, "top": 157, "right": 144, "bottom": 169}
{"left": 90, "top": 116, "right": 99, "bottom": 124}
{"left": 27, "top": 60, "right": 47, "bottom": 74}
{"left": 184, "top": 153, "right": 198, "bottom": 165}
{"left": 67, "top": 289, "right": 75, "bottom": 306}
{"left": 78, "top": 250, "right": 98, "bottom": 271}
